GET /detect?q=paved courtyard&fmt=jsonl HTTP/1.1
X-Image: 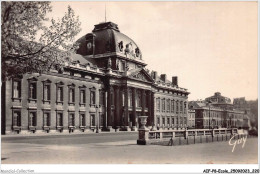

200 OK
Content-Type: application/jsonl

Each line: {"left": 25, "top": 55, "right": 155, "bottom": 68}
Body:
{"left": 1, "top": 132, "right": 258, "bottom": 164}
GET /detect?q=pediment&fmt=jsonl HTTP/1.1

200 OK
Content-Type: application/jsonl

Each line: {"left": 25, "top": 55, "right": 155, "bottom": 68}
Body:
{"left": 127, "top": 68, "right": 154, "bottom": 83}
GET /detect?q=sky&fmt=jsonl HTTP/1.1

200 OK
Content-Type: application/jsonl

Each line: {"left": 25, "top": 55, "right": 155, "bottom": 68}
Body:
{"left": 50, "top": 1, "right": 258, "bottom": 101}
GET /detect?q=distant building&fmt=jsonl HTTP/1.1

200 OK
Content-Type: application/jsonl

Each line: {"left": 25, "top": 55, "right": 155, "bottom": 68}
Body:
{"left": 205, "top": 92, "right": 233, "bottom": 110}
{"left": 187, "top": 109, "right": 195, "bottom": 129}
{"left": 190, "top": 92, "right": 249, "bottom": 129}
{"left": 233, "top": 97, "right": 250, "bottom": 113}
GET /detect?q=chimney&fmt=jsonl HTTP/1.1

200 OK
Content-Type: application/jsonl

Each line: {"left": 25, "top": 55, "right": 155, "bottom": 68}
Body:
{"left": 160, "top": 74, "right": 167, "bottom": 82}
{"left": 172, "top": 76, "right": 178, "bottom": 86}
{"left": 151, "top": 71, "right": 158, "bottom": 80}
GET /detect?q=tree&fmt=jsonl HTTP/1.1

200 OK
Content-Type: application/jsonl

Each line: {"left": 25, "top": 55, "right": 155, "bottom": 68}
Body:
{"left": 1, "top": 1, "right": 81, "bottom": 81}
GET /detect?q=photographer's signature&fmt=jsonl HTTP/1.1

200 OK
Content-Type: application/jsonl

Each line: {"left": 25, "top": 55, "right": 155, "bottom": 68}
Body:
{"left": 229, "top": 134, "right": 247, "bottom": 152}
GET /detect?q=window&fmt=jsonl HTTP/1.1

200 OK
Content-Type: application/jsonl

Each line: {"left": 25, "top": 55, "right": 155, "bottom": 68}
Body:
{"left": 68, "top": 113, "right": 75, "bottom": 126}
{"left": 68, "top": 84, "right": 75, "bottom": 104}
{"left": 157, "top": 116, "right": 160, "bottom": 126}
{"left": 43, "top": 112, "right": 51, "bottom": 126}
{"left": 79, "top": 86, "right": 86, "bottom": 106}
{"left": 99, "top": 90, "right": 105, "bottom": 106}
{"left": 13, "top": 110, "right": 21, "bottom": 127}
{"left": 29, "top": 111, "right": 37, "bottom": 127}
{"left": 90, "top": 90, "right": 96, "bottom": 105}
{"left": 80, "top": 113, "right": 86, "bottom": 126}
{"left": 167, "top": 118, "right": 170, "bottom": 126}
{"left": 43, "top": 80, "right": 51, "bottom": 102}
{"left": 80, "top": 90, "right": 86, "bottom": 104}
{"left": 180, "top": 101, "right": 183, "bottom": 113}
{"left": 156, "top": 98, "right": 160, "bottom": 111}
{"left": 90, "top": 114, "right": 95, "bottom": 127}
{"left": 167, "top": 99, "right": 170, "bottom": 112}
{"left": 57, "top": 112, "right": 63, "bottom": 126}
{"left": 56, "top": 82, "right": 64, "bottom": 103}
{"left": 184, "top": 102, "right": 187, "bottom": 113}
{"left": 162, "top": 99, "right": 165, "bottom": 112}
{"left": 162, "top": 117, "right": 165, "bottom": 125}
{"left": 28, "top": 81, "right": 37, "bottom": 100}
{"left": 43, "top": 84, "right": 51, "bottom": 101}
{"left": 172, "top": 117, "right": 175, "bottom": 125}
{"left": 176, "top": 117, "right": 179, "bottom": 124}
{"left": 171, "top": 100, "right": 174, "bottom": 113}
{"left": 12, "top": 79, "right": 21, "bottom": 99}
{"left": 176, "top": 101, "right": 179, "bottom": 113}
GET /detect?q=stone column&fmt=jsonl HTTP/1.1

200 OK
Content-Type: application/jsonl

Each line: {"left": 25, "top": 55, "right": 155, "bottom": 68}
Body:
{"left": 147, "top": 91, "right": 152, "bottom": 126}
{"left": 104, "top": 91, "right": 107, "bottom": 128}
{"left": 132, "top": 88, "right": 137, "bottom": 130}
{"left": 124, "top": 87, "right": 129, "bottom": 130}
{"left": 115, "top": 86, "right": 120, "bottom": 130}
{"left": 141, "top": 89, "right": 145, "bottom": 115}
{"left": 176, "top": 100, "right": 181, "bottom": 128}
{"left": 182, "top": 101, "right": 185, "bottom": 126}
{"left": 151, "top": 92, "right": 155, "bottom": 126}
{"left": 106, "top": 86, "right": 112, "bottom": 131}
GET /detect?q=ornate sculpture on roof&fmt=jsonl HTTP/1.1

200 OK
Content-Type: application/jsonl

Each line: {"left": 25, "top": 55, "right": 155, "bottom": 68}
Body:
{"left": 124, "top": 42, "right": 132, "bottom": 55}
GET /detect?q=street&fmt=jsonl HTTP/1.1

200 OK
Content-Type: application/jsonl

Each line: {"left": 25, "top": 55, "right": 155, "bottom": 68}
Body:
{"left": 1, "top": 132, "right": 258, "bottom": 164}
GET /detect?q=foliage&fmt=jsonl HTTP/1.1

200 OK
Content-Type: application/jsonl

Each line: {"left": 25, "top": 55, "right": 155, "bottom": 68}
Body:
{"left": 1, "top": 1, "right": 81, "bottom": 81}
{"left": 247, "top": 99, "right": 258, "bottom": 128}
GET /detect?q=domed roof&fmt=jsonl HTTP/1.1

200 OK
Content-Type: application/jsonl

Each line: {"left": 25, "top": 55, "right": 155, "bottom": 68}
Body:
{"left": 76, "top": 22, "right": 143, "bottom": 62}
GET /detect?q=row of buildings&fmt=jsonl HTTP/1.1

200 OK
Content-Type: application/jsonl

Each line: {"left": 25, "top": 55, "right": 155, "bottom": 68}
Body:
{"left": 187, "top": 92, "right": 251, "bottom": 129}
{"left": 1, "top": 22, "right": 250, "bottom": 135}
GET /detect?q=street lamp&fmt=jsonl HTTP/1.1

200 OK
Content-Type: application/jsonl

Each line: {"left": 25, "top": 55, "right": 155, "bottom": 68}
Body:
{"left": 95, "top": 104, "right": 100, "bottom": 133}
{"left": 207, "top": 101, "right": 212, "bottom": 129}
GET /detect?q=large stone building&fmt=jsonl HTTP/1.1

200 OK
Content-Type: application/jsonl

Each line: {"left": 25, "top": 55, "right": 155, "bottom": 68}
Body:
{"left": 189, "top": 92, "right": 249, "bottom": 129}
{"left": 187, "top": 109, "right": 195, "bottom": 128}
{"left": 1, "top": 22, "right": 190, "bottom": 135}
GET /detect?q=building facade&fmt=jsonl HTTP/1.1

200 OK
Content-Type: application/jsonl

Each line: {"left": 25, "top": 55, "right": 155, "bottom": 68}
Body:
{"left": 1, "top": 22, "right": 189, "bottom": 135}
{"left": 189, "top": 92, "right": 249, "bottom": 129}
{"left": 187, "top": 109, "right": 195, "bottom": 129}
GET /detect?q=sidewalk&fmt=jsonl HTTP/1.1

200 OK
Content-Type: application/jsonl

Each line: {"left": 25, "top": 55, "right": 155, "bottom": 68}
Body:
{"left": 1, "top": 130, "right": 138, "bottom": 138}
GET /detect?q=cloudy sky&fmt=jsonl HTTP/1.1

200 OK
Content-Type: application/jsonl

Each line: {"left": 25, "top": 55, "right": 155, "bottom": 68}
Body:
{"left": 50, "top": 1, "right": 258, "bottom": 101}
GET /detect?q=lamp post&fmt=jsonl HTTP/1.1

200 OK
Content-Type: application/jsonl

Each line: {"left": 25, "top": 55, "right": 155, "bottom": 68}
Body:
{"left": 208, "top": 101, "right": 212, "bottom": 129}
{"left": 95, "top": 104, "right": 100, "bottom": 133}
